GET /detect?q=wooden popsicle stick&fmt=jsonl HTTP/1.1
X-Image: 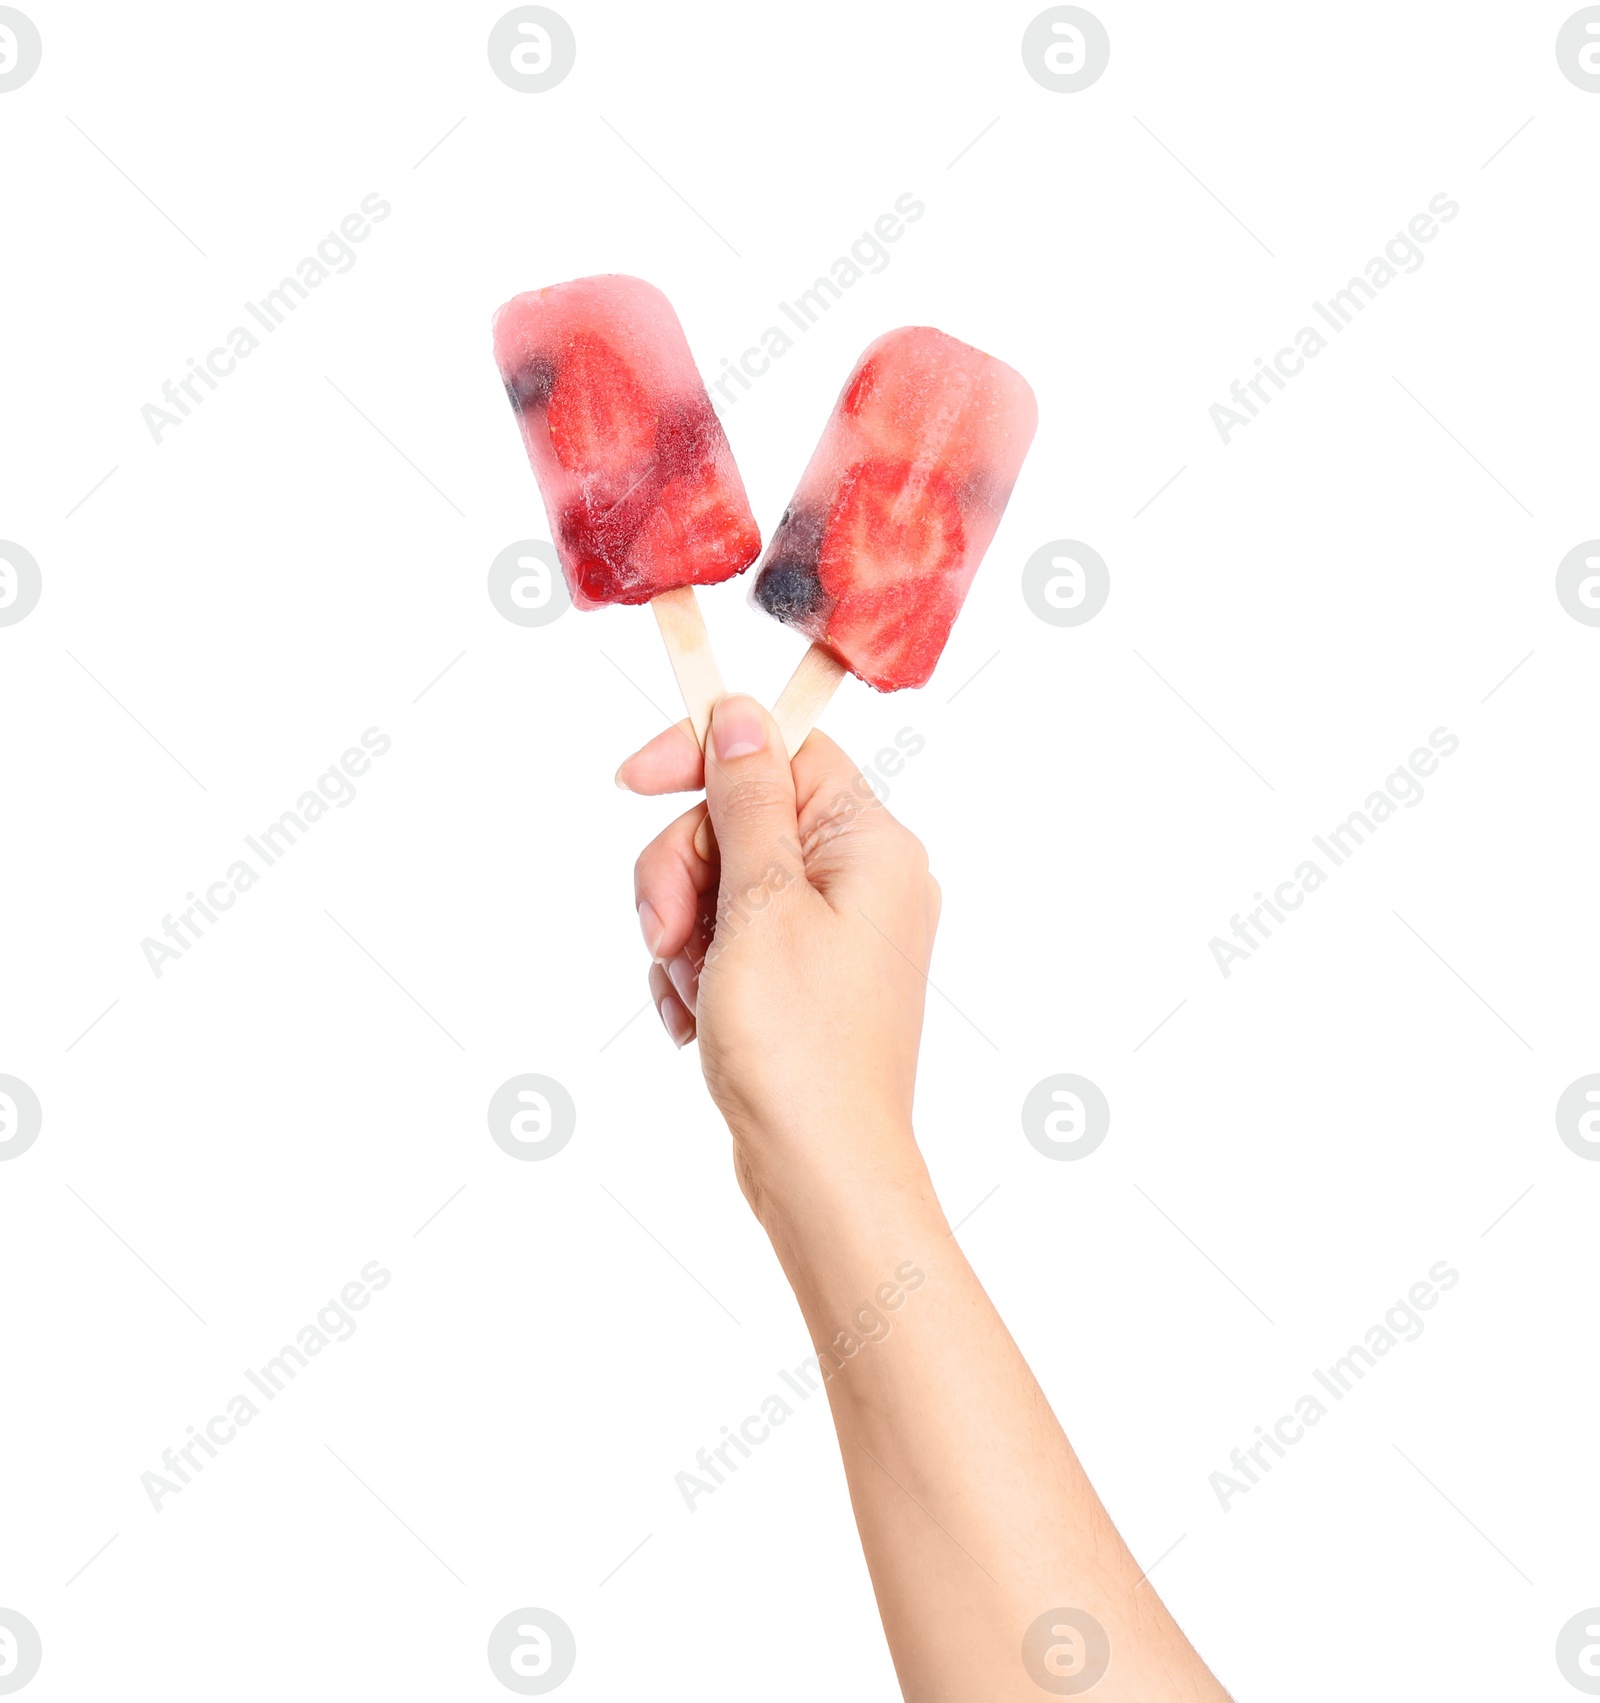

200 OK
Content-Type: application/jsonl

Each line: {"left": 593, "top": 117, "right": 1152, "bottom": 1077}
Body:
{"left": 772, "top": 643, "right": 848, "bottom": 759}
{"left": 650, "top": 585, "right": 724, "bottom": 750}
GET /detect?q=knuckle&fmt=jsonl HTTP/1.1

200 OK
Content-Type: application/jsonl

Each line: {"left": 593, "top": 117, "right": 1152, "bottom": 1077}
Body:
{"left": 632, "top": 839, "right": 667, "bottom": 891}
{"left": 633, "top": 828, "right": 685, "bottom": 902}
{"left": 892, "top": 820, "right": 930, "bottom": 873}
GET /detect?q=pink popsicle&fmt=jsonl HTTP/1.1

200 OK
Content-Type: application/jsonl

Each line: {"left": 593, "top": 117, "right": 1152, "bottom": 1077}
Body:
{"left": 753, "top": 327, "right": 1036, "bottom": 744}
{"left": 492, "top": 276, "right": 760, "bottom": 742}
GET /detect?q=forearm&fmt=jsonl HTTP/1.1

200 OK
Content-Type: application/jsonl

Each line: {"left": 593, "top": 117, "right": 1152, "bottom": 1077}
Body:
{"left": 753, "top": 1126, "right": 1228, "bottom": 1703}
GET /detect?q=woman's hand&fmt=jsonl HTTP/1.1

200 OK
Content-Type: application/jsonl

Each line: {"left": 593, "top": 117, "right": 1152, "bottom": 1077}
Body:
{"left": 619, "top": 695, "right": 940, "bottom": 1217}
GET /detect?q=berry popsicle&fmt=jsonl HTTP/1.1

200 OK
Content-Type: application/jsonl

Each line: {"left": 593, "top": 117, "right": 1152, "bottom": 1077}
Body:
{"left": 752, "top": 327, "right": 1037, "bottom": 754}
{"left": 493, "top": 275, "right": 761, "bottom": 745}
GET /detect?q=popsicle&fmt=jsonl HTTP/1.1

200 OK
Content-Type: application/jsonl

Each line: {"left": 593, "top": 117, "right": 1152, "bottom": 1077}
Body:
{"left": 752, "top": 327, "right": 1037, "bottom": 753}
{"left": 493, "top": 275, "right": 761, "bottom": 744}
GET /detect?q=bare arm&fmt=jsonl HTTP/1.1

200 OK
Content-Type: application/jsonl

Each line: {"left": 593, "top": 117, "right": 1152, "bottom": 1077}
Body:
{"left": 622, "top": 696, "right": 1228, "bottom": 1702}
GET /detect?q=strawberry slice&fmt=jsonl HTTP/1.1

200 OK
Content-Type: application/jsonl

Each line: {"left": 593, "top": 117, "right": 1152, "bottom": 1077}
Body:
{"left": 653, "top": 395, "right": 723, "bottom": 482}
{"left": 557, "top": 476, "right": 658, "bottom": 605}
{"left": 630, "top": 466, "right": 761, "bottom": 592}
{"left": 546, "top": 335, "right": 655, "bottom": 477}
{"left": 839, "top": 351, "right": 888, "bottom": 423}
{"left": 818, "top": 459, "right": 965, "bottom": 601}
{"left": 838, "top": 350, "right": 923, "bottom": 458}
{"left": 838, "top": 330, "right": 980, "bottom": 461}
{"left": 825, "top": 576, "right": 963, "bottom": 692}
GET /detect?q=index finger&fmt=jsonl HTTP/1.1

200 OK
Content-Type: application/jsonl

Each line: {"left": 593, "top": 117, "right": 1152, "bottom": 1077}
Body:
{"left": 615, "top": 718, "right": 705, "bottom": 795}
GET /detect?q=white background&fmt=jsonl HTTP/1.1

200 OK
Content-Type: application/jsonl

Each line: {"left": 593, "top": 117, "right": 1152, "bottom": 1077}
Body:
{"left": 1, "top": 2, "right": 1596, "bottom": 1698}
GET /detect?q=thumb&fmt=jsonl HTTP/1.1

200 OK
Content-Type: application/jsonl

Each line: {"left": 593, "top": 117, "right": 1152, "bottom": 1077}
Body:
{"left": 703, "top": 694, "right": 804, "bottom": 901}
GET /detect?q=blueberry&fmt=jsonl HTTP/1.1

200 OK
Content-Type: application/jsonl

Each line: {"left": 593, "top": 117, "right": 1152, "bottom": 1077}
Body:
{"left": 961, "top": 469, "right": 1014, "bottom": 519}
{"left": 774, "top": 505, "right": 826, "bottom": 565}
{"left": 755, "top": 507, "right": 829, "bottom": 621}
{"left": 506, "top": 354, "right": 558, "bottom": 412}
{"left": 756, "top": 559, "right": 826, "bottom": 622}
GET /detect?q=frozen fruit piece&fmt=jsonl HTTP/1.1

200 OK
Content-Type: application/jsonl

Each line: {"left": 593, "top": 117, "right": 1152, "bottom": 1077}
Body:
{"left": 505, "top": 354, "right": 557, "bottom": 412}
{"left": 839, "top": 331, "right": 982, "bottom": 464}
{"left": 751, "top": 326, "right": 1036, "bottom": 689}
{"left": 753, "top": 507, "right": 829, "bottom": 622}
{"left": 837, "top": 348, "right": 922, "bottom": 451}
{"left": 546, "top": 334, "right": 654, "bottom": 476}
{"left": 492, "top": 275, "right": 762, "bottom": 608}
{"left": 756, "top": 559, "right": 827, "bottom": 624}
{"left": 839, "top": 356, "right": 879, "bottom": 419}
{"left": 654, "top": 395, "right": 721, "bottom": 481}
{"left": 826, "top": 579, "right": 962, "bottom": 692}
{"left": 767, "top": 505, "right": 826, "bottom": 568}
{"left": 557, "top": 480, "right": 657, "bottom": 603}
{"left": 817, "top": 459, "right": 964, "bottom": 601}
{"left": 633, "top": 466, "right": 761, "bottom": 585}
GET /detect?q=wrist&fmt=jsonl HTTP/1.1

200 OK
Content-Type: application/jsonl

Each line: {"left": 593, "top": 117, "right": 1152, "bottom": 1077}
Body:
{"left": 737, "top": 1121, "right": 945, "bottom": 1275}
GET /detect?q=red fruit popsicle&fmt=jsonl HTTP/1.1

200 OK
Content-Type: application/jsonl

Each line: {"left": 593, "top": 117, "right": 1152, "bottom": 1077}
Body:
{"left": 752, "top": 327, "right": 1037, "bottom": 752}
{"left": 493, "top": 275, "right": 761, "bottom": 744}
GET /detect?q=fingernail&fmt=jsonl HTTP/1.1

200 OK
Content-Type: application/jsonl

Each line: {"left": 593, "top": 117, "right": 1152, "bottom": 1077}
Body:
{"left": 614, "top": 765, "right": 634, "bottom": 792}
{"left": 638, "top": 900, "right": 666, "bottom": 959}
{"left": 667, "top": 952, "right": 697, "bottom": 1014}
{"left": 713, "top": 695, "right": 768, "bottom": 762}
{"left": 658, "top": 994, "right": 695, "bottom": 1048}
{"left": 692, "top": 815, "right": 715, "bottom": 864}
